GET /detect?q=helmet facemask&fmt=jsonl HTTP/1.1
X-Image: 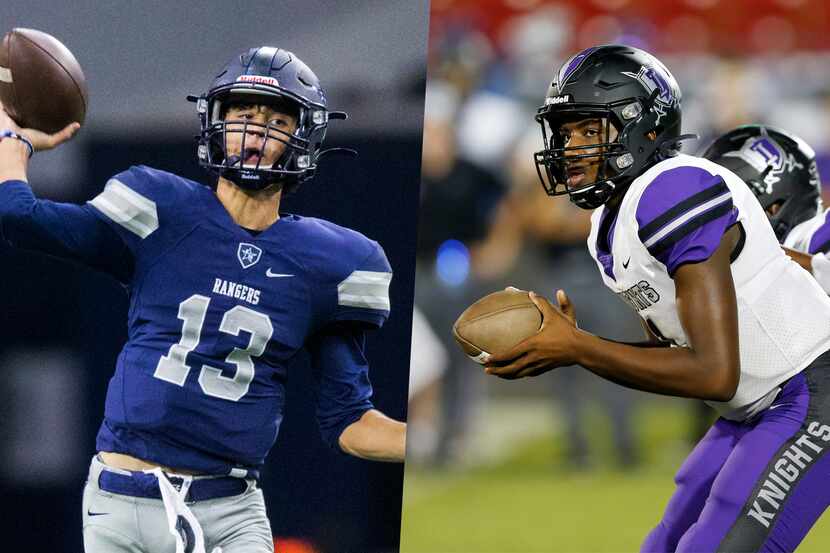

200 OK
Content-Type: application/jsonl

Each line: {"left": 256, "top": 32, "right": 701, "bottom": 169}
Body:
{"left": 534, "top": 90, "right": 686, "bottom": 210}
{"left": 197, "top": 91, "right": 326, "bottom": 192}
{"left": 534, "top": 105, "right": 634, "bottom": 209}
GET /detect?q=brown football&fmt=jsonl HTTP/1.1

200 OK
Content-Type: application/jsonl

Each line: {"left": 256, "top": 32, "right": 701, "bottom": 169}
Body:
{"left": 453, "top": 289, "right": 542, "bottom": 364}
{"left": 0, "top": 28, "right": 88, "bottom": 134}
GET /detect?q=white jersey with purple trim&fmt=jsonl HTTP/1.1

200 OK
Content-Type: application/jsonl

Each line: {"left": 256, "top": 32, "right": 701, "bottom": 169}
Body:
{"left": 587, "top": 154, "right": 830, "bottom": 420}
{"left": 782, "top": 209, "right": 830, "bottom": 255}
{"left": 781, "top": 209, "right": 830, "bottom": 294}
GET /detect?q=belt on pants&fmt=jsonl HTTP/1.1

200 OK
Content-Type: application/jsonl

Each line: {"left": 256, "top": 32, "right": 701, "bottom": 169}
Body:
{"left": 98, "top": 466, "right": 250, "bottom": 502}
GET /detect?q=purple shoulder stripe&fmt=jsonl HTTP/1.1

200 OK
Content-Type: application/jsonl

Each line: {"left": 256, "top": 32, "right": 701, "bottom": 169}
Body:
{"left": 808, "top": 211, "right": 830, "bottom": 255}
{"left": 636, "top": 165, "right": 737, "bottom": 275}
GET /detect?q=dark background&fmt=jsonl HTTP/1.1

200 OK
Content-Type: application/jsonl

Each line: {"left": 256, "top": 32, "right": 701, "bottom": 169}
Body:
{"left": 0, "top": 1, "right": 427, "bottom": 552}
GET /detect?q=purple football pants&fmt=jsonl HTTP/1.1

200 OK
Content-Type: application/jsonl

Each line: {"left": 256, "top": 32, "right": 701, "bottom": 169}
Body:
{"left": 642, "top": 350, "right": 830, "bottom": 552}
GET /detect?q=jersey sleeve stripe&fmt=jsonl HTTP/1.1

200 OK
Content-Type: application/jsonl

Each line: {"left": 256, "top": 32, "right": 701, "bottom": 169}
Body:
{"left": 648, "top": 201, "right": 735, "bottom": 256}
{"left": 638, "top": 180, "right": 729, "bottom": 242}
{"left": 642, "top": 190, "right": 732, "bottom": 249}
{"left": 337, "top": 270, "right": 392, "bottom": 311}
{"left": 808, "top": 212, "right": 830, "bottom": 254}
{"left": 811, "top": 238, "right": 830, "bottom": 255}
{"left": 89, "top": 179, "right": 159, "bottom": 239}
{"left": 338, "top": 293, "right": 391, "bottom": 310}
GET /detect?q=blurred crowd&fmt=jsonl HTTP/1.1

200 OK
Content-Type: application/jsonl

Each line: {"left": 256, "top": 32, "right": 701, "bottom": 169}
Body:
{"left": 408, "top": 0, "right": 830, "bottom": 469}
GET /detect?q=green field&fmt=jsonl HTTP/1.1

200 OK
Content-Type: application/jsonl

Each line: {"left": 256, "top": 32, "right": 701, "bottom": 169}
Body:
{"left": 400, "top": 402, "right": 830, "bottom": 552}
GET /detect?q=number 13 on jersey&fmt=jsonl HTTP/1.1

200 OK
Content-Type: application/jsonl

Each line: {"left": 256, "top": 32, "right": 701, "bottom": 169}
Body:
{"left": 153, "top": 294, "right": 274, "bottom": 401}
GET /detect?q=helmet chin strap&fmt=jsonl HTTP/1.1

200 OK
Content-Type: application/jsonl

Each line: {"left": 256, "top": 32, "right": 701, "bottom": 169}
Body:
{"left": 570, "top": 179, "right": 616, "bottom": 210}
{"left": 225, "top": 154, "right": 243, "bottom": 167}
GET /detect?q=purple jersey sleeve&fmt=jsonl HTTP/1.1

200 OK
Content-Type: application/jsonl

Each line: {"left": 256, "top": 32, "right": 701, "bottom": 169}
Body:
{"left": 0, "top": 179, "right": 133, "bottom": 281}
{"left": 310, "top": 323, "right": 375, "bottom": 451}
{"left": 636, "top": 165, "right": 738, "bottom": 276}
{"left": 808, "top": 212, "right": 830, "bottom": 254}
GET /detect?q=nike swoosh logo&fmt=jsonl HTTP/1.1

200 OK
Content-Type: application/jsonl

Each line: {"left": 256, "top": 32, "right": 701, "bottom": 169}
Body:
{"left": 768, "top": 403, "right": 790, "bottom": 411}
{"left": 87, "top": 510, "right": 108, "bottom": 517}
{"left": 266, "top": 269, "right": 294, "bottom": 278}
{"left": 622, "top": 257, "right": 630, "bottom": 269}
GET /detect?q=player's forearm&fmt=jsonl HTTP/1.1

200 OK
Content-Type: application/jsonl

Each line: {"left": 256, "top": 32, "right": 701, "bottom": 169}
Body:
{"left": 338, "top": 409, "right": 406, "bottom": 462}
{"left": 782, "top": 246, "right": 813, "bottom": 272}
{"left": 782, "top": 247, "right": 830, "bottom": 294}
{"left": 0, "top": 138, "right": 29, "bottom": 183}
{"left": 571, "top": 329, "right": 737, "bottom": 401}
{"left": 0, "top": 181, "right": 132, "bottom": 278}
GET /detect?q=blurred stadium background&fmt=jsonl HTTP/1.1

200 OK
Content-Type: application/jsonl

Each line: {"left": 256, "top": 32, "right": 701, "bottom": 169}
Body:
{"left": 0, "top": 1, "right": 426, "bottom": 552}
{"left": 402, "top": 0, "right": 830, "bottom": 551}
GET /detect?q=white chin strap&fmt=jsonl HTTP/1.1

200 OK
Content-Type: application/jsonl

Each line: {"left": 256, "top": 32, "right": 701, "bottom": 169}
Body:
{"left": 148, "top": 468, "right": 222, "bottom": 553}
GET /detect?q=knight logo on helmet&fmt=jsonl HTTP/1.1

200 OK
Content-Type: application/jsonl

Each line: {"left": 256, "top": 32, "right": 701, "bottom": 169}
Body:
{"left": 703, "top": 125, "right": 822, "bottom": 241}
{"left": 621, "top": 65, "right": 679, "bottom": 125}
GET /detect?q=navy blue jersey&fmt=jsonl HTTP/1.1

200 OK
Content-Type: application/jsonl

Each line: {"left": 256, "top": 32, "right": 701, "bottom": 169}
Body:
{"left": 0, "top": 167, "right": 392, "bottom": 475}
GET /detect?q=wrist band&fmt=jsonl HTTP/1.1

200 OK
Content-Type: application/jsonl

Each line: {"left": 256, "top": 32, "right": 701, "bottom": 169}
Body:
{"left": 0, "top": 129, "right": 34, "bottom": 158}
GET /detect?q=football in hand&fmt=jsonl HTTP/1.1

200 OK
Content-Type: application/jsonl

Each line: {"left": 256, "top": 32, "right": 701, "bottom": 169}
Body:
{"left": 453, "top": 288, "right": 542, "bottom": 364}
{"left": 0, "top": 28, "right": 88, "bottom": 133}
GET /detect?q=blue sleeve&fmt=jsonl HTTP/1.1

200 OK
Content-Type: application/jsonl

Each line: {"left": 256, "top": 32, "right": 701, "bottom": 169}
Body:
{"left": 0, "top": 180, "right": 133, "bottom": 281}
{"left": 635, "top": 166, "right": 738, "bottom": 276}
{"left": 331, "top": 240, "right": 392, "bottom": 328}
{"left": 310, "top": 323, "right": 375, "bottom": 452}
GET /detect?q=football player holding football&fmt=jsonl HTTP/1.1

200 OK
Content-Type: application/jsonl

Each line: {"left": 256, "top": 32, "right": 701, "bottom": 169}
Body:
{"left": 704, "top": 124, "right": 830, "bottom": 294}
{"left": 0, "top": 47, "right": 405, "bottom": 553}
{"left": 484, "top": 45, "right": 830, "bottom": 552}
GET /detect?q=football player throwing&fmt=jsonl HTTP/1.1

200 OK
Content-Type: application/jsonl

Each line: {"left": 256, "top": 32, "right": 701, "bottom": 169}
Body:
{"left": 485, "top": 45, "right": 830, "bottom": 552}
{"left": 0, "top": 47, "right": 406, "bottom": 553}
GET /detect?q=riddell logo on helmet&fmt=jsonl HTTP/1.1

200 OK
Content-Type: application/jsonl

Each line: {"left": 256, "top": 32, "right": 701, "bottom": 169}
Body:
{"left": 545, "top": 95, "right": 572, "bottom": 105}
{"left": 237, "top": 75, "right": 279, "bottom": 87}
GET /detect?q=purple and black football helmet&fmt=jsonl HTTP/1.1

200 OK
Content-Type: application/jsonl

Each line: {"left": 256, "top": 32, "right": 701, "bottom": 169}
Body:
{"left": 189, "top": 46, "right": 347, "bottom": 192}
{"left": 534, "top": 45, "right": 686, "bottom": 209}
{"left": 703, "top": 125, "right": 821, "bottom": 242}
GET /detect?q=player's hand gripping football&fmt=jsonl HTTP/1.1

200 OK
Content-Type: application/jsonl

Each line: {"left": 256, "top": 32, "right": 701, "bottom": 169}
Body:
{"left": 484, "top": 290, "right": 579, "bottom": 379}
{"left": 0, "top": 99, "right": 80, "bottom": 151}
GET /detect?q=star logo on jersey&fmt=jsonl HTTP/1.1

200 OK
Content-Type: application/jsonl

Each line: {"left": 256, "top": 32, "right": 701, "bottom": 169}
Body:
{"left": 237, "top": 243, "right": 262, "bottom": 269}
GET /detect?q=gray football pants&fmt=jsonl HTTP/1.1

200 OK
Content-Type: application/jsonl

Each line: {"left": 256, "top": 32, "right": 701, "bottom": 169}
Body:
{"left": 82, "top": 456, "right": 273, "bottom": 553}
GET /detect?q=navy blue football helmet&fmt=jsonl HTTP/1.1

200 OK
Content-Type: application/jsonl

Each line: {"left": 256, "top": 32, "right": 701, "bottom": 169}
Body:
{"left": 534, "top": 45, "right": 690, "bottom": 209}
{"left": 189, "top": 46, "right": 348, "bottom": 192}
{"left": 703, "top": 125, "right": 822, "bottom": 241}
